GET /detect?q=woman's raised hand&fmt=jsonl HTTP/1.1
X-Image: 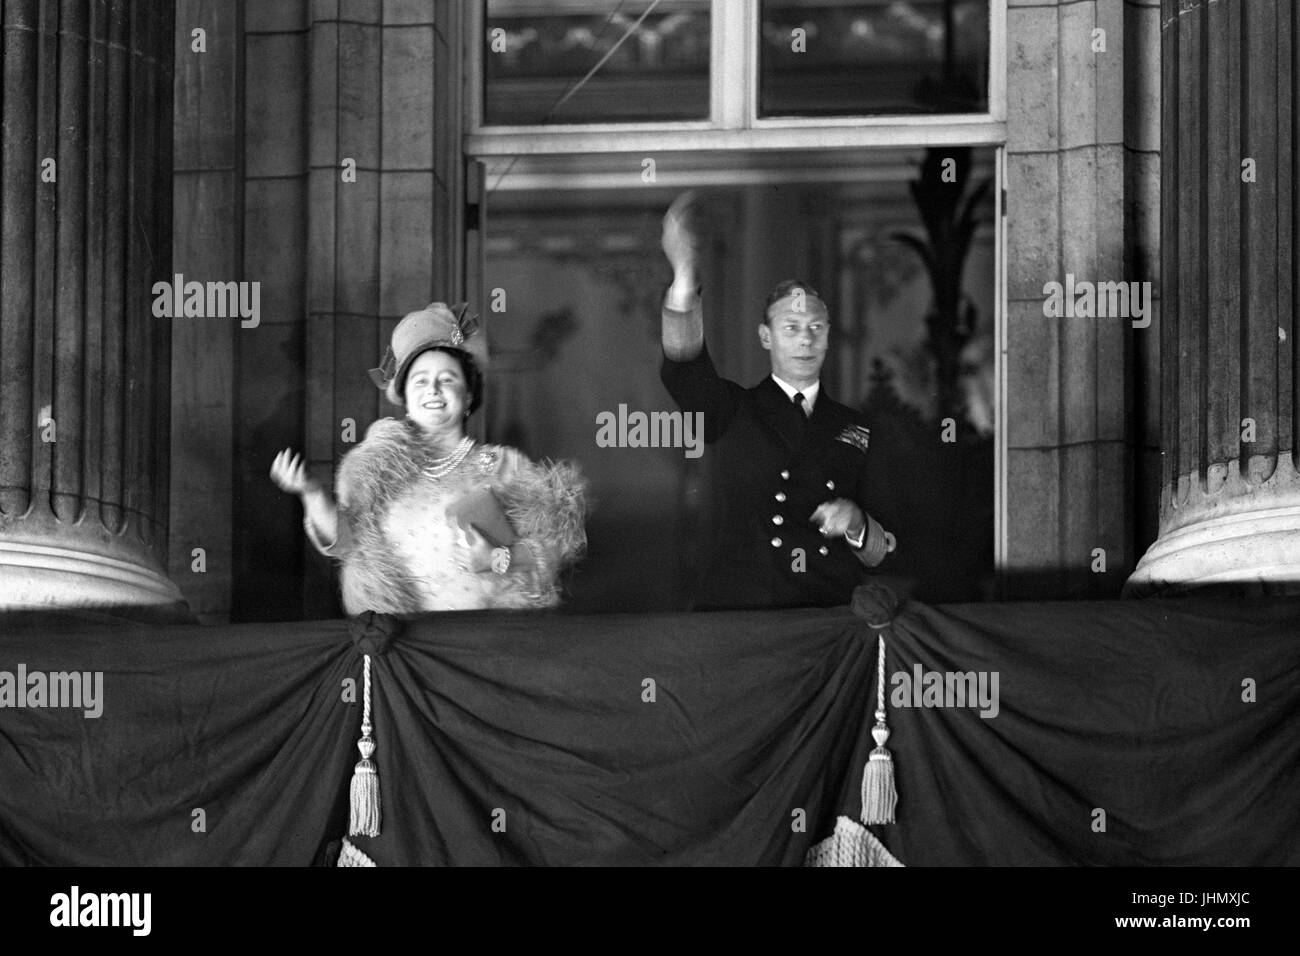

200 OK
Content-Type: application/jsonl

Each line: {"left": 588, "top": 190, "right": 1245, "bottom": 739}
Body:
{"left": 270, "top": 449, "right": 319, "bottom": 496}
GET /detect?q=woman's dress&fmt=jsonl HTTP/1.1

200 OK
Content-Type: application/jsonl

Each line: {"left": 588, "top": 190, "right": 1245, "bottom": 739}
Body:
{"left": 305, "top": 417, "right": 586, "bottom": 614}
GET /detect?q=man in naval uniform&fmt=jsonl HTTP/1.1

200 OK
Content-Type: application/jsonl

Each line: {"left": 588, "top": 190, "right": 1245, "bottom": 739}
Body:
{"left": 658, "top": 192, "right": 894, "bottom": 610}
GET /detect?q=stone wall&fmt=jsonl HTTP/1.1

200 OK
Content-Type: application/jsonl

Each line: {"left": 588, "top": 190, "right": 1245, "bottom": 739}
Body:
{"left": 170, "top": 0, "right": 462, "bottom": 621}
{"left": 1003, "top": 0, "right": 1162, "bottom": 597}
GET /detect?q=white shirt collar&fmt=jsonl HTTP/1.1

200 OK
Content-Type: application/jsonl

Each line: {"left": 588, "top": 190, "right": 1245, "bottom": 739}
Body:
{"left": 770, "top": 374, "right": 820, "bottom": 411}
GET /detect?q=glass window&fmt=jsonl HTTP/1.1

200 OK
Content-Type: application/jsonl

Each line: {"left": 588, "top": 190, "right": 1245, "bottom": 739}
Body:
{"left": 481, "top": 159, "right": 999, "bottom": 607}
{"left": 759, "top": 0, "right": 990, "bottom": 117}
{"left": 483, "top": 1, "right": 712, "bottom": 125}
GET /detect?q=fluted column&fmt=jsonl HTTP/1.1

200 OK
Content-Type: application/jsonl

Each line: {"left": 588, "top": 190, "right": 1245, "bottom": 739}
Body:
{"left": 1127, "top": 0, "right": 1298, "bottom": 595}
{"left": 0, "top": 0, "right": 183, "bottom": 613}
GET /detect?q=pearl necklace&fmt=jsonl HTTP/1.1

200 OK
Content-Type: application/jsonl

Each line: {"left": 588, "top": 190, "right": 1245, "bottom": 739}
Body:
{"left": 419, "top": 435, "right": 475, "bottom": 480}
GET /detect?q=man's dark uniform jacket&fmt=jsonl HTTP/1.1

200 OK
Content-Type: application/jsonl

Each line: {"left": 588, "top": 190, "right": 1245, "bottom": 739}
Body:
{"left": 662, "top": 332, "right": 881, "bottom": 611}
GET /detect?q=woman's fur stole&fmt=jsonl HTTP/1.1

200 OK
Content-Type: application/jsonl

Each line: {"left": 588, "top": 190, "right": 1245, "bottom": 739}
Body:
{"left": 333, "top": 417, "right": 587, "bottom": 613}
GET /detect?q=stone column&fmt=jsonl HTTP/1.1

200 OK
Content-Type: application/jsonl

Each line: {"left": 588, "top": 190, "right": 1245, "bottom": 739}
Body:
{"left": 0, "top": 0, "right": 184, "bottom": 614}
{"left": 1127, "top": 0, "right": 1298, "bottom": 595}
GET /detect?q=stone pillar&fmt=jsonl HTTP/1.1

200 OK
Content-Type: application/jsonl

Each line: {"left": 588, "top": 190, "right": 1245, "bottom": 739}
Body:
{"left": 296, "top": 0, "right": 466, "bottom": 617}
{"left": 168, "top": 0, "right": 465, "bottom": 621}
{"left": 1127, "top": 0, "right": 1297, "bottom": 595}
{"left": 0, "top": 0, "right": 184, "bottom": 614}
{"left": 1003, "top": 0, "right": 1161, "bottom": 597}
{"left": 170, "top": 0, "right": 239, "bottom": 623}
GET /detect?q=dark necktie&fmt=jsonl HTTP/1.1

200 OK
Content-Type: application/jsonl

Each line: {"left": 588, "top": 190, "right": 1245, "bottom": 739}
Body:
{"left": 790, "top": 392, "right": 808, "bottom": 443}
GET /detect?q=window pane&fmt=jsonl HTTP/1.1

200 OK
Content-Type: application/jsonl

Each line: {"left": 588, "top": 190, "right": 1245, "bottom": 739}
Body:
{"left": 759, "top": 1, "right": 990, "bottom": 117}
{"left": 484, "top": 1, "right": 711, "bottom": 125}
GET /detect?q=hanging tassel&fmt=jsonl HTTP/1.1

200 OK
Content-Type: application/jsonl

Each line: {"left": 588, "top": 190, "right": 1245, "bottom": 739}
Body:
{"left": 349, "top": 653, "right": 381, "bottom": 837}
{"left": 860, "top": 634, "right": 898, "bottom": 825}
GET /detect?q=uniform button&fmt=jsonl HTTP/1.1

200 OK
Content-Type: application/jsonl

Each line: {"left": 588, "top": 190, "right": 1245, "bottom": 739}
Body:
{"left": 826, "top": 479, "right": 835, "bottom": 491}
{"left": 818, "top": 545, "right": 830, "bottom": 556}
{"left": 774, "top": 492, "right": 786, "bottom": 502}
{"left": 771, "top": 537, "right": 782, "bottom": 548}
{"left": 780, "top": 470, "right": 790, "bottom": 480}
{"left": 772, "top": 515, "right": 784, "bottom": 525}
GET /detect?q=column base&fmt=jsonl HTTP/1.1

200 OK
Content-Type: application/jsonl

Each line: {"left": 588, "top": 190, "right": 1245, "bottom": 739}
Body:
{"left": 1126, "top": 456, "right": 1300, "bottom": 597}
{"left": 0, "top": 539, "right": 188, "bottom": 614}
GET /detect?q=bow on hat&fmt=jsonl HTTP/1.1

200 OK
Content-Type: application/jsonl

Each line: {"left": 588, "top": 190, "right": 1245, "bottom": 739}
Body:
{"left": 368, "top": 301, "right": 487, "bottom": 407}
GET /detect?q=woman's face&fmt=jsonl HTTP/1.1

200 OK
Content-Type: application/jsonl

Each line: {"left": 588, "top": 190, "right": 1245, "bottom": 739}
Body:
{"left": 404, "top": 350, "right": 469, "bottom": 435}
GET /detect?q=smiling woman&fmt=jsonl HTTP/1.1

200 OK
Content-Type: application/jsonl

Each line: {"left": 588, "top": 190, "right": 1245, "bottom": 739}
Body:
{"left": 269, "top": 303, "right": 588, "bottom": 615}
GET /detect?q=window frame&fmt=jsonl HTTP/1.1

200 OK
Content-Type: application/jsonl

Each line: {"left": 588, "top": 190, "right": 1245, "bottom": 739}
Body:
{"left": 465, "top": 0, "right": 1011, "bottom": 591}
{"left": 466, "top": 0, "right": 1006, "bottom": 155}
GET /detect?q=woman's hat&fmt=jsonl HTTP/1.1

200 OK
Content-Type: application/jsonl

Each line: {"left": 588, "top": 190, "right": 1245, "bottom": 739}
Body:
{"left": 367, "top": 302, "right": 487, "bottom": 407}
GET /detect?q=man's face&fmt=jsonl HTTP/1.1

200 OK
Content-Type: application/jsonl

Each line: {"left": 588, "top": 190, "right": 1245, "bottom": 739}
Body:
{"left": 758, "top": 292, "right": 830, "bottom": 387}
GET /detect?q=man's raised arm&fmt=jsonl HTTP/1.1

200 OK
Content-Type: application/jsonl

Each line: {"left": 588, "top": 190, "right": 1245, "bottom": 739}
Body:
{"left": 658, "top": 192, "right": 743, "bottom": 439}
{"left": 661, "top": 191, "right": 703, "bottom": 361}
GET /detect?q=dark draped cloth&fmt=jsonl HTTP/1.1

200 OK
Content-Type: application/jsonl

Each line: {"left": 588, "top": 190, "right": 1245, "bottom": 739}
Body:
{"left": 1, "top": 590, "right": 1297, "bottom": 865}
